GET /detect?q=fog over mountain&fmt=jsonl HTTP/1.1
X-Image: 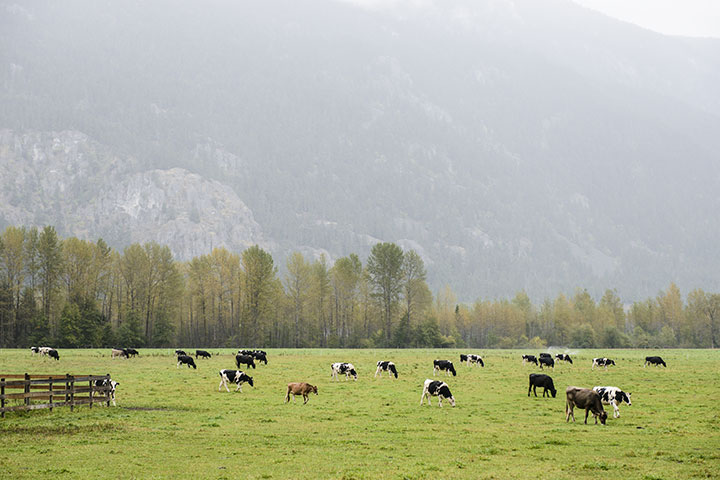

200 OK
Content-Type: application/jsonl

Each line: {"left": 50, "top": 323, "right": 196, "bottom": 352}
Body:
{"left": 1, "top": 0, "right": 719, "bottom": 301}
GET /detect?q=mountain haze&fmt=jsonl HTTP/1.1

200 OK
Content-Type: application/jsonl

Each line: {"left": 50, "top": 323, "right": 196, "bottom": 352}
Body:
{"left": 1, "top": 0, "right": 719, "bottom": 301}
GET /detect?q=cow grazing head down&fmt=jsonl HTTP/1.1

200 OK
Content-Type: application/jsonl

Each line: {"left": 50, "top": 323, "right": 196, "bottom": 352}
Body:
{"left": 375, "top": 361, "right": 399, "bottom": 378}
{"left": 566, "top": 387, "right": 607, "bottom": 425}
{"left": 593, "top": 386, "right": 632, "bottom": 418}
{"left": 433, "top": 360, "right": 456, "bottom": 376}
{"left": 331, "top": 363, "right": 358, "bottom": 381}
{"left": 48, "top": 349, "right": 60, "bottom": 360}
{"left": 177, "top": 355, "right": 197, "bottom": 369}
{"left": 219, "top": 370, "right": 254, "bottom": 392}
{"left": 420, "top": 379, "right": 455, "bottom": 407}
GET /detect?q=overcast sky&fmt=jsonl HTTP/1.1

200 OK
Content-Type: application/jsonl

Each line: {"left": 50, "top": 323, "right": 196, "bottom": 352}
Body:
{"left": 572, "top": 0, "right": 720, "bottom": 38}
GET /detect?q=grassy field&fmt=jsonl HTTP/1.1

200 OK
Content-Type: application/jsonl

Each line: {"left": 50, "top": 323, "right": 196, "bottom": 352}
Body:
{"left": 0, "top": 348, "right": 718, "bottom": 479}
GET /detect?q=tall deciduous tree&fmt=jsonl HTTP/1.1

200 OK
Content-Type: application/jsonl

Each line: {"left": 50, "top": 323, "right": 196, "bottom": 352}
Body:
{"left": 366, "top": 242, "right": 404, "bottom": 344}
{"left": 241, "top": 245, "right": 277, "bottom": 346}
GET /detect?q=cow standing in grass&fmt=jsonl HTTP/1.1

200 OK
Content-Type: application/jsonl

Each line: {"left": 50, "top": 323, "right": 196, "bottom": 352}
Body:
{"left": 433, "top": 360, "right": 457, "bottom": 376}
{"left": 285, "top": 382, "right": 318, "bottom": 404}
{"left": 331, "top": 363, "right": 357, "bottom": 381}
{"left": 555, "top": 354, "right": 573, "bottom": 364}
{"left": 177, "top": 355, "right": 197, "bottom": 369}
{"left": 236, "top": 354, "right": 256, "bottom": 369}
{"left": 420, "top": 379, "right": 455, "bottom": 407}
{"left": 375, "top": 361, "right": 398, "bottom": 378}
{"left": 522, "top": 355, "right": 538, "bottom": 366}
{"left": 528, "top": 374, "right": 556, "bottom": 398}
{"left": 111, "top": 348, "right": 127, "bottom": 359}
{"left": 644, "top": 356, "right": 666, "bottom": 367}
{"left": 565, "top": 387, "right": 607, "bottom": 425}
{"left": 196, "top": 350, "right": 212, "bottom": 359}
{"left": 218, "top": 370, "right": 254, "bottom": 392}
{"left": 593, "top": 386, "right": 632, "bottom": 418}
{"left": 592, "top": 358, "right": 616, "bottom": 369}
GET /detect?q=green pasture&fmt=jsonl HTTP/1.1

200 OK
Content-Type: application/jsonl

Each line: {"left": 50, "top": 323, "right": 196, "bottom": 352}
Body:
{"left": 0, "top": 349, "right": 718, "bottom": 479}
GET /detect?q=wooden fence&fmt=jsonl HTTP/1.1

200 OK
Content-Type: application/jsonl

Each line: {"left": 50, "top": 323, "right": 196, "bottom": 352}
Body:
{"left": 0, "top": 374, "right": 112, "bottom": 417}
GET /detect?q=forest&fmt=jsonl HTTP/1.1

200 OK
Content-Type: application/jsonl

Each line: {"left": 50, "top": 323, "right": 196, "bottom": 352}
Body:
{"left": 0, "top": 225, "right": 717, "bottom": 349}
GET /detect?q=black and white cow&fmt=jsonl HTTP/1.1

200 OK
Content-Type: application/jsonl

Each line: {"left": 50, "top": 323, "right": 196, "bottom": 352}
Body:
{"left": 175, "top": 349, "right": 187, "bottom": 356}
{"left": 539, "top": 353, "right": 552, "bottom": 358}
{"left": 433, "top": 360, "right": 457, "bottom": 376}
{"left": 30, "top": 346, "right": 40, "bottom": 355}
{"left": 218, "top": 369, "right": 254, "bottom": 392}
{"left": 420, "top": 379, "right": 455, "bottom": 407}
{"left": 522, "top": 355, "right": 539, "bottom": 366}
{"left": 38, "top": 346, "right": 54, "bottom": 356}
{"left": 375, "top": 361, "right": 398, "bottom": 378}
{"left": 331, "top": 362, "right": 357, "bottom": 381}
{"left": 528, "top": 373, "right": 557, "bottom": 398}
{"left": 593, "top": 386, "right": 632, "bottom": 418}
{"left": 555, "top": 353, "right": 573, "bottom": 364}
{"left": 196, "top": 350, "right": 212, "bottom": 359}
{"left": 235, "top": 354, "right": 256, "bottom": 369}
{"left": 47, "top": 348, "right": 60, "bottom": 361}
{"left": 253, "top": 351, "right": 268, "bottom": 365}
{"left": 592, "top": 357, "right": 616, "bottom": 369}
{"left": 465, "top": 354, "right": 484, "bottom": 367}
{"left": 539, "top": 356, "right": 555, "bottom": 369}
{"left": 93, "top": 378, "right": 120, "bottom": 406}
{"left": 459, "top": 354, "right": 468, "bottom": 364}
{"left": 644, "top": 356, "right": 666, "bottom": 368}
{"left": 177, "top": 355, "right": 197, "bottom": 369}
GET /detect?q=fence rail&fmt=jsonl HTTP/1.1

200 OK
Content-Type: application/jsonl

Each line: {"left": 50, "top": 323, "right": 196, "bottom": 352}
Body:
{"left": 0, "top": 374, "right": 112, "bottom": 417}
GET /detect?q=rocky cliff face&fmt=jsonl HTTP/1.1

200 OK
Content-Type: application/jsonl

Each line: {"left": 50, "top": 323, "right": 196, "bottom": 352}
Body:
{"left": 0, "top": 130, "right": 265, "bottom": 257}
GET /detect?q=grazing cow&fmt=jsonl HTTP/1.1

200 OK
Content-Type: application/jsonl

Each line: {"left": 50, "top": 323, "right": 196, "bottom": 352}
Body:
{"left": 593, "top": 386, "right": 632, "bottom": 418}
{"left": 375, "top": 361, "right": 399, "bottom": 378}
{"left": 285, "top": 382, "right": 318, "bottom": 404}
{"left": 644, "top": 356, "right": 667, "bottom": 368}
{"left": 47, "top": 349, "right": 60, "bottom": 361}
{"left": 528, "top": 373, "right": 557, "bottom": 398}
{"left": 38, "top": 346, "right": 54, "bottom": 356}
{"left": 565, "top": 387, "right": 607, "bottom": 425}
{"left": 175, "top": 349, "right": 187, "bottom": 356}
{"left": 30, "top": 346, "right": 39, "bottom": 355}
{"left": 460, "top": 354, "right": 468, "bottom": 364}
{"left": 177, "top": 355, "right": 197, "bottom": 369}
{"left": 218, "top": 369, "right": 254, "bottom": 392}
{"left": 539, "top": 353, "right": 552, "bottom": 358}
{"left": 592, "top": 358, "right": 616, "bottom": 369}
{"left": 555, "top": 353, "right": 573, "bottom": 364}
{"left": 522, "top": 355, "right": 539, "bottom": 366}
{"left": 236, "top": 354, "right": 256, "bottom": 369}
{"left": 465, "top": 354, "right": 484, "bottom": 367}
{"left": 420, "top": 379, "right": 456, "bottom": 407}
{"left": 539, "top": 356, "right": 555, "bottom": 370}
{"left": 253, "top": 351, "right": 268, "bottom": 365}
{"left": 331, "top": 362, "right": 358, "bottom": 381}
{"left": 433, "top": 360, "right": 457, "bottom": 376}
{"left": 111, "top": 348, "right": 128, "bottom": 359}
{"left": 124, "top": 348, "right": 139, "bottom": 358}
{"left": 93, "top": 378, "right": 120, "bottom": 406}
{"left": 196, "top": 350, "right": 212, "bottom": 359}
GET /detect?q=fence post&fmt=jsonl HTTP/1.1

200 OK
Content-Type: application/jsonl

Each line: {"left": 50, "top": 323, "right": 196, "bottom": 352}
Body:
{"left": 1, "top": 377, "right": 5, "bottom": 418}
{"left": 69, "top": 375, "right": 75, "bottom": 412}
{"left": 65, "top": 374, "right": 70, "bottom": 408}
{"left": 24, "top": 373, "right": 30, "bottom": 408}
{"left": 89, "top": 377, "right": 93, "bottom": 408}
{"left": 48, "top": 377, "right": 54, "bottom": 412}
{"left": 106, "top": 373, "right": 111, "bottom": 407}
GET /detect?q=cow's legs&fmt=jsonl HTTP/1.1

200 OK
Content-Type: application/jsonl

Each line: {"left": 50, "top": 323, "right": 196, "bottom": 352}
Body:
{"left": 612, "top": 401, "right": 620, "bottom": 418}
{"left": 303, "top": 394, "right": 308, "bottom": 404}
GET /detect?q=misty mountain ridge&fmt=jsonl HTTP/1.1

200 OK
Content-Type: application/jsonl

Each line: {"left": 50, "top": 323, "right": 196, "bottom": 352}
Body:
{"left": 1, "top": 0, "right": 719, "bottom": 301}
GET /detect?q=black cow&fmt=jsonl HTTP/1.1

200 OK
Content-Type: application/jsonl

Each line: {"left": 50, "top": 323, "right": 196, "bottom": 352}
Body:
{"left": 218, "top": 369, "right": 254, "bottom": 392}
{"left": 459, "top": 354, "right": 468, "bottom": 363}
{"left": 48, "top": 349, "right": 60, "bottom": 360}
{"left": 375, "top": 361, "right": 398, "bottom": 378}
{"left": 555, "top": 353, "right": 573, "bottom": 364}
{"left": 236, "top": 354, "right": 256, "bottom": 369}
{"left": 433, "top": 360, "right": 457, "bottom": 376}
{"left": 253, "top": 351, "right": 268, "bottom": 365}
{"left": 522, "top": 355, "right": 538, "bottom": 366}
{"left": 539, "top": 356, "right": 555, "bottom": 370}
{"left": 125, "top": 348, "right": 139, "bottom": 358}
{"left": 539, "top": 353, "right": 552, "bottom": 358}
{"left": 644, "top": 356, "right": 666, "bottom": 367}
{"left": 592, "top": 357, "right": 616, "bottom": 369}
{"left": 420, "top": 379, "right": 455, "bottom": 407}
{"left": 177, "top": 355, "right": 197, "bottom": 369}
{"left": 528, "top": 373, "right": 557, "bottom": 398}
{"left": 196, "top": 350, "right": 212, "bottom": 359}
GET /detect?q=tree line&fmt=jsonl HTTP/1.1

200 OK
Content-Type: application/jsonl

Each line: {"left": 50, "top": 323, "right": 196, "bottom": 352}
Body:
{"left": 0, "top": 226, "right": 717, "bottom": 349}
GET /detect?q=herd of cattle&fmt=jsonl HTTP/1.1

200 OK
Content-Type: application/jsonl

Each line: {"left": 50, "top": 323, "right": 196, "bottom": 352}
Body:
{"left": 27, "top": 346, "right": 668, "bottom": 423}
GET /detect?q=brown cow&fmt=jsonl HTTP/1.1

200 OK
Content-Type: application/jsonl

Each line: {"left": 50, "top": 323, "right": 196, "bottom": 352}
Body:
{"left": 285, "top": 382, "right": 318, "bottom": 404}
{"left": 566, "top": 386, "right": 608, "bottom": 425}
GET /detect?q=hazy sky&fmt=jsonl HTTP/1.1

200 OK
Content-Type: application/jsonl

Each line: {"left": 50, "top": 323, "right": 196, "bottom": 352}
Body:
{"left": 572, "top": 0, "right": 720, "bottom": 38}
